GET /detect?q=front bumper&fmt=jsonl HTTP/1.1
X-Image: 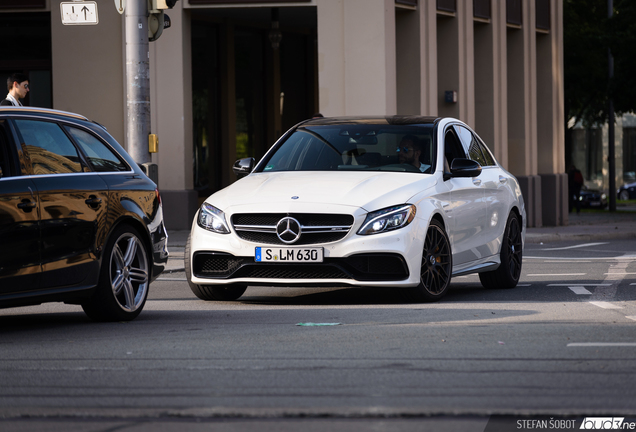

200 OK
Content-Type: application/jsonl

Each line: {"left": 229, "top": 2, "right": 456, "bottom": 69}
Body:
{"left": 188, "top": 213, "right": 427, "bottom": 288}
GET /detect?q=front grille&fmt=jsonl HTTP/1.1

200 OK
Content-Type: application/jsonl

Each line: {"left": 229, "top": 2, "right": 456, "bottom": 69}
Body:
{"left": 233, "top": 265, "right": 350, "bottom": 279}
{"left": 231, "top": 213, "right": 354, "bottom": 246}
{"left": 192, "top": 252, "right": 408, "bottom": 282}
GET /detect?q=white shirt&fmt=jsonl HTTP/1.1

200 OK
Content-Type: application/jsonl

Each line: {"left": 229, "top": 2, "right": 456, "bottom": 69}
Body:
{"left": 4, "top": 94, "right": 22, "bottom": 106}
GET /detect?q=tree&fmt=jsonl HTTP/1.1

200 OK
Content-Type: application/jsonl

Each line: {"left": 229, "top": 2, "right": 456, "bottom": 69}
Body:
{"left": 565, "top": 0, "right": 636, "bottom": 127}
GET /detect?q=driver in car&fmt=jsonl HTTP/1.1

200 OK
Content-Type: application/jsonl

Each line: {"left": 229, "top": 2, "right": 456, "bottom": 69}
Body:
{"left": 397, "top": 135, "right": 430, "bottom": 172}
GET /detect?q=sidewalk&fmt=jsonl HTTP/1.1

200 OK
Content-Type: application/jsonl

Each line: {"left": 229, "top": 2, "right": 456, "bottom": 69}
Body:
{"left": 525, "top": 206, "right": 636, "bottom": 244}
{"left": 166, "top": 206, "right": 636, "bottom": 252}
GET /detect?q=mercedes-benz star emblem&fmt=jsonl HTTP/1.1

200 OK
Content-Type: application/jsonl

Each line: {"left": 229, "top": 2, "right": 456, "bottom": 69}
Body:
{"left": 276, "top": 217, "right": 302, "bottom": 244}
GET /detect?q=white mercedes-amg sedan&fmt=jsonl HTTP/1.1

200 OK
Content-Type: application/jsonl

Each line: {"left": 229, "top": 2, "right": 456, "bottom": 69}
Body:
{"left": 186, "top": 116, "right": 525, "bottom": 302}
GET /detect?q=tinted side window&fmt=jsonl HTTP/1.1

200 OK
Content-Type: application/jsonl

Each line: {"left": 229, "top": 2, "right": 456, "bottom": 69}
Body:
{"left": 14, "top": 119, "right": 84, "bottom": 175}
{"left": 477, "top": 137, "right": 496, "bottom": 166}
{"left": 454, "top": 125, "right": 487, "bottom": 166}
{"left": 444, "top": 127, "right": 466, "bottom": 166}
{"left": 66, "top": 126, "right": 128, "bottom": 172}
{"left": 0, "top": 120, "right": 11, "bottom": 178}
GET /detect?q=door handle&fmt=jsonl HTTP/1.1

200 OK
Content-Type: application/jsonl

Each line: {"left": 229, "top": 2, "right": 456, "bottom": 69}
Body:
{"left": 472, "top": 179, "right": 482, "bottom": 186}
{"left": 499, "top": 175, "right": 508, "bottom": 184}
{"left": 17, "top": 199, "right": 36, "bottom": 212}
{"left": 85, "top": 195, "right": 102, "bottom": 208}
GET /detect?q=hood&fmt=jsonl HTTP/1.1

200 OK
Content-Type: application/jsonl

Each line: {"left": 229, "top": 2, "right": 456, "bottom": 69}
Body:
{"left": 205, "top": 171, "right": 437, "bottom": 213}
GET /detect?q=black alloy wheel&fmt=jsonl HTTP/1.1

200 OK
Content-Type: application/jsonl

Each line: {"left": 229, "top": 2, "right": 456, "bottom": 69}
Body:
{"left": 403, "top": 218, "right": 452, "bottom": 302}
{"left": 479, "top": 213, "right": 522, "bottom": 289}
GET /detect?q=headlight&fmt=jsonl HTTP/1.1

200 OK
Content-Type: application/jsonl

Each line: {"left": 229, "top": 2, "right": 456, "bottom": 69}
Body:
{"left": 357, "top": 204, "right": 416, "bottom": 236}
{"left": 601, "top": 193, "right": 607, "bottom": 200}
{"left": 197, "top": 203, "right": 230, "bottom": 234}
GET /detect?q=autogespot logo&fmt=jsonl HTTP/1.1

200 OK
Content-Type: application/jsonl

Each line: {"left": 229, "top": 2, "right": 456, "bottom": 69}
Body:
{"left": 580, "top": 418, "right": 628, "bottom": 430}
{"left": 276, "top": 217, "right": 302, "bottom": 244}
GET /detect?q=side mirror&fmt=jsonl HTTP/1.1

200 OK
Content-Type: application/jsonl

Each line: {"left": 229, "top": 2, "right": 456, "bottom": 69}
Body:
{"left": 445, "top": 158, "right": 482, "bottom": 179}
{"left": 233, "top": 157, "right": 255, "bottom": 178}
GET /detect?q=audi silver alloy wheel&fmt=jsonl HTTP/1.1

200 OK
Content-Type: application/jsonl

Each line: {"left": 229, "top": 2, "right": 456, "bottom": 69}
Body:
{"left": 82, "top": 226, "right": 150, "bottom": 321}
{"left": 109, "top": 232, "right": 149, "bottom": 312}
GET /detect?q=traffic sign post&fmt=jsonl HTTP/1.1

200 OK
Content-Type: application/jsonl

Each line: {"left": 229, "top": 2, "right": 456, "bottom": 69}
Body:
{"left": 60, "top": 1, "right": 98, "bottom": 25}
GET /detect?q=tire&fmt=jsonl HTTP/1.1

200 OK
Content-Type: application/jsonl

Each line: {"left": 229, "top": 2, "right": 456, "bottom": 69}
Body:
{"left": 82, "top": 225, "right": 150, "bottom": 321}
{"left": 619, "top": 190, "right": 630, "bottom": 201}
{"left": 402, "top": 219, "right": 452, "bottom": 302}
{"left": 185, "top": 235, "right": 247, "bottom": 301}
{"left": 479, "top": 213, "right": 522, "bottom": 289}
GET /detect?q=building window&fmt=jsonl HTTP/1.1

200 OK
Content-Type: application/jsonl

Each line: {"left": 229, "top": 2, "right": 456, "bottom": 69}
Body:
{"left": 507, "top": 0, "right": 522, "bottom": 26}
{"left": 474, "top": 0, "right": 491, "bottom": 20}
{"left": 623, "top": 128, "right": 636, "bottom": 182}
{"left": 396, "top": 0, "right": 417, "bottom": 6}
{"left": 437, "top": 0, "right": 456, "bottom": 13}
{"left": 0, "top": 0, "right": 45, "bottom": 8}
{"left": 536, "top": 0, "right": 551, "bottom": 31}
{"left": 586, "top": 128, "right": 603, "bottom": 182}
{"left": 189, "top": 0, "right": 310, "bottom": 4}
{"left": 0, "top": 12, "right": 52, "bottom": 108}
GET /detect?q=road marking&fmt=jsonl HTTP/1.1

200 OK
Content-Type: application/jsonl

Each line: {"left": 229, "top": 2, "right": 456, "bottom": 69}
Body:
{"left": 548, "top": 284, "right": 611, "bottom": 286}
{"left": 591, "top": 256, "right": 630, "bottom": 303}
{"left": 604, "top": 272, "right": 636, "bottom": 275}
{"left": 526, "top": 273, "right": 586, "bottom": 276}
{"left": 589, "top": 301, "right": 623, "bottom": 309}
{"left": 626, "top": 316, "right": 636, "bottom": 321}
{"left": 517, "top": 284, "right": 532, "bottom": 286}
{"left": 542, "top": 242, "right": 608, "bottom": 251}
{"left": 542, "top": 260, "right": 591, "bottom": 263}
{"left": 526, "top": 256, "right": 635, "bottom": 261}
{"left": 569, "top": 286, "right": 592, "bottom": 295}
{"left": 568, "top": 343, "right": 636, "bottom": 347}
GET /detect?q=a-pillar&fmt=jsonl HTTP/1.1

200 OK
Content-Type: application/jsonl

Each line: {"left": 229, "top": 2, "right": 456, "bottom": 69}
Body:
{"left": 150, "top": 3, "right": 197, "bottom": 230}
{"left": 317, "top": 0, "right": 397, "bottom": 116}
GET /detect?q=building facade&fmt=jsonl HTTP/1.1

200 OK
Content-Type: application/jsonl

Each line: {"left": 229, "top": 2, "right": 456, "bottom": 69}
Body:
{"left": 1, "top": 0, "right": 565, "bottom": 229}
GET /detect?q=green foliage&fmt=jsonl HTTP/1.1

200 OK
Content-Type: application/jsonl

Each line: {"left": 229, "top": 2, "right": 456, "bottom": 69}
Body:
{"left": 565, "top": 0, "right": 636, "bottom": 127}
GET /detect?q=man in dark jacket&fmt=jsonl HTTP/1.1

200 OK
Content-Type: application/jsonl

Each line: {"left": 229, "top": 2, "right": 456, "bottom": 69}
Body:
{"left": 1, "top": 73, "right": 29, "bottom": 106}
{"left": 568, "top": 165, "right": 584, "bottom": 213}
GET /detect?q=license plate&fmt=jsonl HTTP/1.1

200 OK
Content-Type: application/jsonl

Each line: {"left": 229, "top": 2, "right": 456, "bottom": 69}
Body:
{"left": 255, "top": 247, "right": 324, "bottom": 262}
{"left": 590, "top": 201, "right": 601, "bottom": 206}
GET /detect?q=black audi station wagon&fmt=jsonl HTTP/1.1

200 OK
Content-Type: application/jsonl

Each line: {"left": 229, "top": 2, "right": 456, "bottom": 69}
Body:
{"left": 0, "top": 107, "right": 168, "bottom": 321}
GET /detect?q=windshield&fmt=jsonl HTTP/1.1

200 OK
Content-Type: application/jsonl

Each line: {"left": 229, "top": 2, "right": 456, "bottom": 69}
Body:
{"left": 257, "top": 125, "right": 436, "bottom": 174}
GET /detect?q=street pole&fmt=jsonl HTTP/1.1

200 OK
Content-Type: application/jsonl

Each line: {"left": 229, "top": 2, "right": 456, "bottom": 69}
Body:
{"left": 608, "top": 0, "right": 616, "bottom": 212}
{"left": 125, "top": 0, "right": 150, "bottom": 165}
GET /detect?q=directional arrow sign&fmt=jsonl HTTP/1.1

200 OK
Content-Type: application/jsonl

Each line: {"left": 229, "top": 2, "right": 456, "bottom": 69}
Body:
{"left": 60, "top": 1, "right": 99, "bottom": 25}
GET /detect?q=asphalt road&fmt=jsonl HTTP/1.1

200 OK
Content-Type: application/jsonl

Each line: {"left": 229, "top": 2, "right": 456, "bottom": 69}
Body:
{"left": 1, "top": 238, "right": 635, "bottom": 432}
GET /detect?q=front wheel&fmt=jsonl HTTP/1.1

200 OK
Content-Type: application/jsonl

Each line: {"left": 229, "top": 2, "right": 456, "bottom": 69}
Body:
{"left": 479, "top": 213, "right": 522, "bottom": 289}
{"left": 185, "top": 235, "right": 247, "bottom": 301}
{"left": 82, "top": 225, "right": 150, "bottom": 321}
{"left": 402, "top": 219, "right": 452, "bottom": 302}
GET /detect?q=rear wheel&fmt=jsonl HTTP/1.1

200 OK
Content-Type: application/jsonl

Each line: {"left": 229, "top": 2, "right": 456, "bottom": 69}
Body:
{"left": 82, "top": 225, "right": 150, "bottom": 321}
{"left": 403, "top": 219, "right": 452, "bottom": 302}
{"left": 619, "top": 190, "right": 630, "bottom": 201}
{"left": 185, "top": 235, "right": 247, "bottom": 301}
{"left": 479, "top": 213, "right": 522, "bottom": 289}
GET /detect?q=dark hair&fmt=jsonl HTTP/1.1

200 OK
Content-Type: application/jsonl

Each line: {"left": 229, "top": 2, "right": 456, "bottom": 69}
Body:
{"left": 401, "top": 135, "right": 422, "bottom": 152}
{"left": 7, "top": 73, "right": 28, "bottom": 92}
